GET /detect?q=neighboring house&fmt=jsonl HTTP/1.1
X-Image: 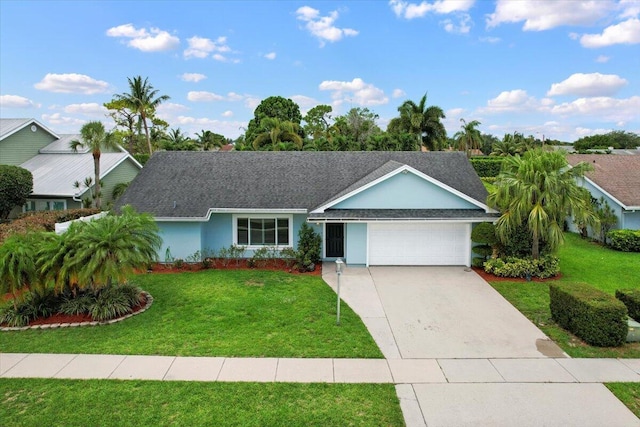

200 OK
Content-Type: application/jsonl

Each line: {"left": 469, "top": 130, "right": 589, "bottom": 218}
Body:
{"left": 116, "top": 151, "right": 498, "bottom": 267}
{"left": 567, "top": 154, "right": 640, "bottom": 230}
{"left": 0, "top": 118, "right": 142, "bottom": 216}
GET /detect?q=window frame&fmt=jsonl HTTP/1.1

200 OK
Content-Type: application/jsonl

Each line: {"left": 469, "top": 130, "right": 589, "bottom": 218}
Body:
{"left": 232, "top": 214, "right": 293, "bottom": 249}
{"left": 23, "top": 199, "right": 67, "bottom": 213}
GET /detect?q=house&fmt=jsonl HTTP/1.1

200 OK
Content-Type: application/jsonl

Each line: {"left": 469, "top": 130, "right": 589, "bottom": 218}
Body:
{"left": 117, "top": 151, "right": 497, "bottom": 266}
{"left": 0, "top": 118, "right": 142, "bottom": 216}
{"left": 567, "top": 154, "right": 640, "bottom": 230}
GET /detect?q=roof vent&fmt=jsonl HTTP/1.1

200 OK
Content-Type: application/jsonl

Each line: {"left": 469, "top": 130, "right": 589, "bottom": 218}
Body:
{"left": 173, "top": 201, "right": 177, "bottom": 209}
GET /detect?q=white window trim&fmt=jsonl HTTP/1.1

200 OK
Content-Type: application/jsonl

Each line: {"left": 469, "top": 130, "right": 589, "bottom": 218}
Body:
{"left": 23, "top": 198, "right": 67, "bottom": 213}
{"left": 232, "top": 214, "right": 294, "bottom": 249}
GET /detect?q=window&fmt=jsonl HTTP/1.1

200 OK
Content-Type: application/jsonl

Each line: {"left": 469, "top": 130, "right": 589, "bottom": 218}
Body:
{"left": 23, "top": 199, "right": 67, "bottom": 213}
{"left": 236, "top": 216, "right": 290, "bottom": 247}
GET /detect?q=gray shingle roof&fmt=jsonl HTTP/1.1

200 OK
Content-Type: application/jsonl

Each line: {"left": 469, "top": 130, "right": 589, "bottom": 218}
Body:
{"left": 308, "top": 209, "right": 499, "bottom": 221}
{"left": 116, "top": 151, "right": 489, "bottom": 218}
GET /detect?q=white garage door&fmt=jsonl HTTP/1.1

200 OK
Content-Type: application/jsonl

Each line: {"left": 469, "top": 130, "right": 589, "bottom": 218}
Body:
{"left": 368, "top": 222, "right": 470, "bottom": 266}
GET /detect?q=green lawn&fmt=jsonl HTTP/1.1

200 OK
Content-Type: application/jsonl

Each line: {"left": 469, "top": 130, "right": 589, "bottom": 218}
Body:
{"left": 489, "top": 232, "right": 640, "bottom": 358}
{"left": 1, "top": 269, "right": 382, "bottom": 358}
{"left": 606, "top": 383, "right": 640, "bottom": 418}
{"left": 0, "top": 379, "right": 404, "bottom": 427}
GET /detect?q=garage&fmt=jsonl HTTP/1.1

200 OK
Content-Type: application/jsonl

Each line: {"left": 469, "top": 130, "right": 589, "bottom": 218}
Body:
{"left": 368, "top": 222, "right": 471, "bottom": 266}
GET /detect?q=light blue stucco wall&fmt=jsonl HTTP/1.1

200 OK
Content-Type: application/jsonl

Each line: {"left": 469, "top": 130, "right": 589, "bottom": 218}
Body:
{"left": 345, "top": 223, "right": 367, "bottom": 265}
{"left": 622, "top": 211, "right": 640, "bottom": 230}
{"left": 332, "top": 172, "right": 477, "bottom": 210}
{"left": 157, "top": 221, "right": 203, "bottom": 261}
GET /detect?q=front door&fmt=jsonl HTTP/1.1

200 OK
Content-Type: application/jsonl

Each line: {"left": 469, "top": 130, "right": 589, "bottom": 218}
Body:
{"left": 326, "top": 223, "right": 345, "bottom": 258}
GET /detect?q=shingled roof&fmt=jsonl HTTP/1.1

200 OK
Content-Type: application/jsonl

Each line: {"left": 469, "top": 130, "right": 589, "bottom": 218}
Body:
{"left": 116, "top": 151, "right": 489, "bottom": 218}
{"left": 567, "top": 154, "right": 640, "bottom": 209}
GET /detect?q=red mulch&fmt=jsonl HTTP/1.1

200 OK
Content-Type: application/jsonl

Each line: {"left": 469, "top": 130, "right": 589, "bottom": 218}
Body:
{"left": 472, "top": 266, "right": 560, "bottom": 283}
{"left": 146, "top": 259, "right": 322, "bottom": 276}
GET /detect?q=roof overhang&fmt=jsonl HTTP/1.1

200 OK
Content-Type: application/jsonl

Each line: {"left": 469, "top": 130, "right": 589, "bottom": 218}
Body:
{"left": 0, "top": 118, "right": 59, "bottom": 141}
{"left": 154, "top": 208, "right": 308, "bottom": 222}
{"left": 307, "top": 209, "right": 500, "bottom": 223}
{"left": 580, "top": 176, "right": 638, "bottom": 211}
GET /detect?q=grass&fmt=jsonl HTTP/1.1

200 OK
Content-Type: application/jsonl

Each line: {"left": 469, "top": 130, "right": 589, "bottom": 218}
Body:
{"left": 0, "top": 378, "right": 404, "bottom": 427}
{"left": 606, "top": 383, "right": 640, "bottom": 418}
{"left": 1, "top": 269, "right": 382, "bottom": 358}
{"left": 489, "top": 232, "right": 640, "bottom": 358}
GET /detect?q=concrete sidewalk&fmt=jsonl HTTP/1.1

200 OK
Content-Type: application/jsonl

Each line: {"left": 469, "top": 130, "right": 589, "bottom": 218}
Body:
{"left": 2, "top": 353, "right": 640, "bottom": 384}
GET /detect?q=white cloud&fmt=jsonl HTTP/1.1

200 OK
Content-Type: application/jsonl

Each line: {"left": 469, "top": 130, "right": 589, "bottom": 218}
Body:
{"left": 222, "top": 110, "right": 234, "bottom": 117}
{"left": 226, "top": 92, "right": 244, "bottom": 102}
{"left": 390, "top": 0, "right": 475, "bottom": 19}
{"left": 319, "top": 78, "right": 389, "bottom": 106}
{"left": 63, "top": 103, "right": 107, "bottom": 116}
{"left": 157, "top": 102, "right": 189, "bottom": 114}
{"left": 596, "top": 55, "right": 611, "bottom": 63}
{"left": 244, "top": 97, "right": 261, "bottom": 110}
{"left": 264, "top": 52, "right": 276, "bottom": 60}
{"left": 290, "top": 95, "right": 319, "bottom": 114}
{"left": 175, "top": 116, "right": 246, "bottom": 138}
{"left": 41, "top": 113, "right": 86, "bottom": 127}
{"left": 296, "top": 6, "right": 358, "bottom": 46}
{"left": 547, "top": 73, "right": 628, "bottom": 97}
{"left": 575, "top": 126, "right": 612, "bottom": 137}
{"left": 106, "top": 23, "right": 179, "bottom": 52}
{"left": 184, "top": 36, "right": 231, "bottom": 59}
{"left": 486, "top": 0, "right": 614, "bottom": 30}
{"left": 187, "top": 91, "right": 225, "bottom": 102}
{"left": 180, "top": 73, "right": 207, "bottom": 82}
{"left": 480, "top": 89, "right": 542, "bottom": 113}
{"left": 392, "top": 89, "right": 406, "bottom": 98}
{"left": 0, "top": 94, "right": 40, "bottom": 108}
{"left": 442, "top": 13, "right": 471, "bottom": 33}
{"left": 34, "top": 73, "right": 109, "bottom": 94}
{"left": 551, "top": 96, "right": 640, "bottom": 123}
{"left": 580, "top": 18, "right": 640, "bottom": 47}
{"left": 447, "top": 107, "right": 465, "bottom": 116}
{"left": 479, "top": 36, "right": 501, "bottom": 43}
{"left": 212, "top": 53, "right": 240, "bottom": 63}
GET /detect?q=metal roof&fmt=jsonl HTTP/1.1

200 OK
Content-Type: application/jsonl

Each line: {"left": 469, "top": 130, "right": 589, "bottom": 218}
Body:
{"left": 0, "top": 118, "right": 58, "bottom": 140}
{"left": 20, "top": 153, "right": 132, "bottom": 197}
{"left": 39, "top": 134, "right": 88, "bottom": 153}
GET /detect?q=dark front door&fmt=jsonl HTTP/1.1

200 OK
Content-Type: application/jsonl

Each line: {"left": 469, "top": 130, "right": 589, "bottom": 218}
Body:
{"left": 326, "top": 223, "right": 345, "bottom": 258}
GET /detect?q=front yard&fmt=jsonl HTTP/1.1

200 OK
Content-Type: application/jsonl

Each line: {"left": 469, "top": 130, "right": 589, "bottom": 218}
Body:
{"left": 1, "top": 269, "right": 382, "bottom": 358}
{"left": 490, "top": 232, "right": 640, "bottom": 358}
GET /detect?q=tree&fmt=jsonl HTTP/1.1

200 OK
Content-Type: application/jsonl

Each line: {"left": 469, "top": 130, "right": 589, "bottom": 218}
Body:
{"left": 0, "top": 233, "right": 39, "bottom": 307}
{"left": 453, "top": 118, "right": 483, "bottom": 157}
{"left": 330, "top": 107, "right": 381, "bottom": 150}
{"left": 392, "top": 93, "right": 446, "bottom": 151}
{"left": 104, "top": 99, "right": 140, "bottom": 153}
{"left": 245, "top": 96, "right": 303, "bottom": 144}
{"left": 160, "top": 128, "right": 196, "bottom": 151}
{"left": 594, "top": 197, "right": 618, "bottom": 244}
{"left": 573, "top": 131, "right": 640, "bottom": 151}
{"left": 0, "top": 165, "right": 33, "bottom": 220}
{"left": 252, "top": 118, "right": 303, "bottom": 151}
{"left": 487, "top": 149, "right": 596, "bottom": 259}
{"left": 114, "top": 76, "right": 170, "bottom": 155}
{"left": 195, "top": 129, "right": 227, "bottom": 151}
{"left": 303, "top": 105, "right": 333, "bottom": 140}
{"left": 71, "top": 121, "right": 118, "bottom": 210}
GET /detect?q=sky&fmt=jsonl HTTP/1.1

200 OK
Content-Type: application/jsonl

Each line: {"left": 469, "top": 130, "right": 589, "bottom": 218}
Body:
{"left": 1, "top": 0, "right": 639, "bottom": 143}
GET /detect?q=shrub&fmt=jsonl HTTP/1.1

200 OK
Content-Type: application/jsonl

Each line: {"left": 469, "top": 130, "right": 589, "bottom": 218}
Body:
{"left": 59, "top": 292, "right": 94, "bottom": 315}
{"left": 484, "top": 255, "right": 559, "bottom": 279}
{"left": 549, "top": 282, "right": 628, "bottom": 347}
{"left": 471, "top": 222, "right": 498, "bottom": 264}
{"left": 0, "top": 288, "right": 60, "bottom": 327}
{"left": 279, "top": 247, "right": 297, "bottom": 268}
{"left": 469, "top": 157, "right": 505, "bottom": 177}
{"left": 0, "top": 165, "right": 33, "bottom": 220}
{"left": 616, "top": 289, "right": 640, "bottom": 321}
{"left": 250, "top": 246, "right": 271, "bottom": 268}
{"left": 0, "top": 208, "right": 100, "bottom": 244}
{"left": 607, "top": 229, "right": 640, "bottom": 252}
{"left": 498, "top": 222, "right": 551, "bottom": 258}
{"left": 89, "top": 286, "right": 133, "bottom": 321}
{"left": 296, "top": 223, "right": 322, "bottom": 272}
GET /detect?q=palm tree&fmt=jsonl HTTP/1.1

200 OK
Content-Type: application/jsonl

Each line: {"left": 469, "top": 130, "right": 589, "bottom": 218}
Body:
{"left": 0, "top": 233, "right": 39, "bottom": 307}
{"left": 195, "top": 129, "right": 226, "bottom": 151}
{"left": 490, "top": 136, "right": 519, "bottom": 156}
{"left": 396, "top": 94, "right": 447, "bottom": 151}
{"left": 115, "top": 76, "right": 170, "bottom": 155}
{"left": 487, "top": 149, "right": 596, "bottom": 259}
{"left": 252, "top": 118, "right": 303, "bottom": 151}
{"left": 453, "top": 118, "right": 483, "bottom": 157}
{"left": 71, "top": 121, "right": 118, "bottom": 210}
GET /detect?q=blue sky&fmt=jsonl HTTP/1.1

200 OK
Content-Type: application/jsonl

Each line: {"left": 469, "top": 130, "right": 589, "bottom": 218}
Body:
{"left": 1, "top": 0, "right": 639, "bottom": 142}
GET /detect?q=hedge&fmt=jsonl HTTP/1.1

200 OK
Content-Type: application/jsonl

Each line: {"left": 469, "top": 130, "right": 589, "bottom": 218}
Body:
{"left": 469, "top": 157, "right": 505, "bottom": 177}
{"left": 0, "top": 208, "right": 101, "bottom": 243}
{"left": 549, "top": 282, "right": 628, "bottom": 347}
{"left": 607, "top": 229, "right": 640, "bottom": 252}
{"left": 616, "top": 289, "right": 640, "bottom": 321}
{"left": 484, "top": 255, "right": 559, "bottom": 279}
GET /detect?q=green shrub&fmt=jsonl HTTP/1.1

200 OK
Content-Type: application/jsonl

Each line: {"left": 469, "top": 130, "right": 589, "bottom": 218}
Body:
{"left": 469, "top": 157, "right": 505, "bottom": 177}
{"left": 0, "top": 208, "right": 100, "bottom": 243}
{"left": 59, "top": 292, "right": 94, "bottom": 315}
{"left": 250, "top": 246, "right": 271, "bottom": 268}
{"left": 296, "top": 223, "right": 322, "bottom": 272}
{"left": 498, "top": 222, "right": 551, "bottom": 258}
{"left": 89, "top": 286, "right": 134, "bottom": 321}
{"left": 0, "top": 289, "right": 60, "bottom": 327}
{"left": 484, "top": 255, "right": 559, "bottom": 279}
{"left": 0, "top": 165, "right": 33, "bottom": 220}
{"left": 607, "top": 229, "right": 640, "bottom": 252}
{"left": 549, "top": 282, "right": 628, "bottom": 347}
{"left": 616, "top": 289, "right": 640, "bottom": 321}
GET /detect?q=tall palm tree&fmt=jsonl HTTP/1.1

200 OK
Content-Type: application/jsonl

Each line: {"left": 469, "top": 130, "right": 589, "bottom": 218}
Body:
{"left": 487, "top": 149, "right": 596, "bottom": 259}
{"left": 71, "top": 121, "right": 118, "bottom": 210}
{"left": 453, "top": 118, "right": 483, "bottom": 157}
{"left": 195, "top": 129, "right": 226, "bottom": 151}
{"left": 115, "top": 76, "right": 170, "bottom": 155}
{"left": 252, "top": 118, "right": 303, "bottom": 151}
{"left": 396, "top": 94, "right": 446, "bottom": 151}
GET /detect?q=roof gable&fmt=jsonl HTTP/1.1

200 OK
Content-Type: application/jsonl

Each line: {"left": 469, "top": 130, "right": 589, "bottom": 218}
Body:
{"left": 0, "top": 118, "right": 59, "bottom": 141}
{"left": 567, "top": 154, "right": 640, "bottom": 209}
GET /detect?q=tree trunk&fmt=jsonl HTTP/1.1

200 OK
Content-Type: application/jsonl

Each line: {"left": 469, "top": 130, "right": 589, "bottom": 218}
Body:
{"left": 532, "top": 231, "right": 540, "bottom": 260}
{"left": 93, "top": 151, "right": 101, "bottom": 210}
{"left": 142, "top": 113, "right": 153, "bottom": 155}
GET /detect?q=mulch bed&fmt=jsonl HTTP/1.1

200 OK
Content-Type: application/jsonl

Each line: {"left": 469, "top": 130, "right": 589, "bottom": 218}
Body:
{"left": 147, "top": 259, "right": 323, "bottom": 276}
{"left": 472, "top": 266, "right": 560, "bottom": 283}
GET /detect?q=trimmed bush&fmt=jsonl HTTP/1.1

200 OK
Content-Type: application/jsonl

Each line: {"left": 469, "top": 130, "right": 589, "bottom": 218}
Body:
{"left": 607, "top": 229, "right": 640, "bottom": 252}
{"left": 0, "top": 165, "right": 33, "bottom": 220}
{"left": 0, "top": 208, "right": 100, "bottom": 243}
{"left": 469, "top": 157, "right": 505, "bottom": 177}
{"left": 484, "top": 255, "right": 559, "bottom": 279}
{"left": 549, "top": 282, "right": 628, "bottom": 347}
{"left": 616, "top": 289, "right": 640, "bottom": 321}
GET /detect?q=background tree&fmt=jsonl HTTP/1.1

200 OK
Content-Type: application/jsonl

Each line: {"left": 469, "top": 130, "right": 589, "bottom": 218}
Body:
{"left": 104, "top": 99, "right": 140, "bottom": 153}
{"left": 488, "top": 149, "right": 596, "bottom": 259}
{"left": 195, "top": 129, "right": 227, "bottom": 151}
{"left": 453, "top": 118, "right": 483, "bottom": 157}
{"left": 71, "top": 121, "right": 119, "bottom": 210}
{"left": 330, "top": 107, "right": 381, "bottom": 150}
{"left": 245, "top": 96, "right": 303, "bottom": 144}
{"left": 114, "top": 76, "right": 170, "bottom": 155}
{"left": 303, "top": 105, "right": 333, "bottom": 140}
{"left": 252, "top": 118, "right": 303, "bottom": 151}
{"left": 0, "top": 165, "right": 33, "bottom": 220}
{"left": 573, "top": 131, "right": 640, "bottom": 151}
{"left": 391, "top": 93, "right": 446, "bottom": 151}
{"left": 160, "top": 128, "right": 197, "bottom": 151}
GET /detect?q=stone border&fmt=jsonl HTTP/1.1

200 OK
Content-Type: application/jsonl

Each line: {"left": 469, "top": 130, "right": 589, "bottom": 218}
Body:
{"left": 1, "top": 292, "right": 153, "bottom": 332}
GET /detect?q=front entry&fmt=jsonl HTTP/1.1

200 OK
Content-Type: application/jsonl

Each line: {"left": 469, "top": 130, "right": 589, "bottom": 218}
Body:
{"left": 326, "top": 223, "right": 344, "bottom": 258}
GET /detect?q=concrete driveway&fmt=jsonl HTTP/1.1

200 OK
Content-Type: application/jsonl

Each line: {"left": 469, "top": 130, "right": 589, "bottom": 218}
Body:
{"left": 324, "top": 265, "right": 563, "bottom": 359}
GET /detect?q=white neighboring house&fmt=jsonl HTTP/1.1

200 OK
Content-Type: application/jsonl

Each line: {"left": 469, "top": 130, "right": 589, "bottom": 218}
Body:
{"left": 0, "top": 118, "right": 142, "bottom": 217}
